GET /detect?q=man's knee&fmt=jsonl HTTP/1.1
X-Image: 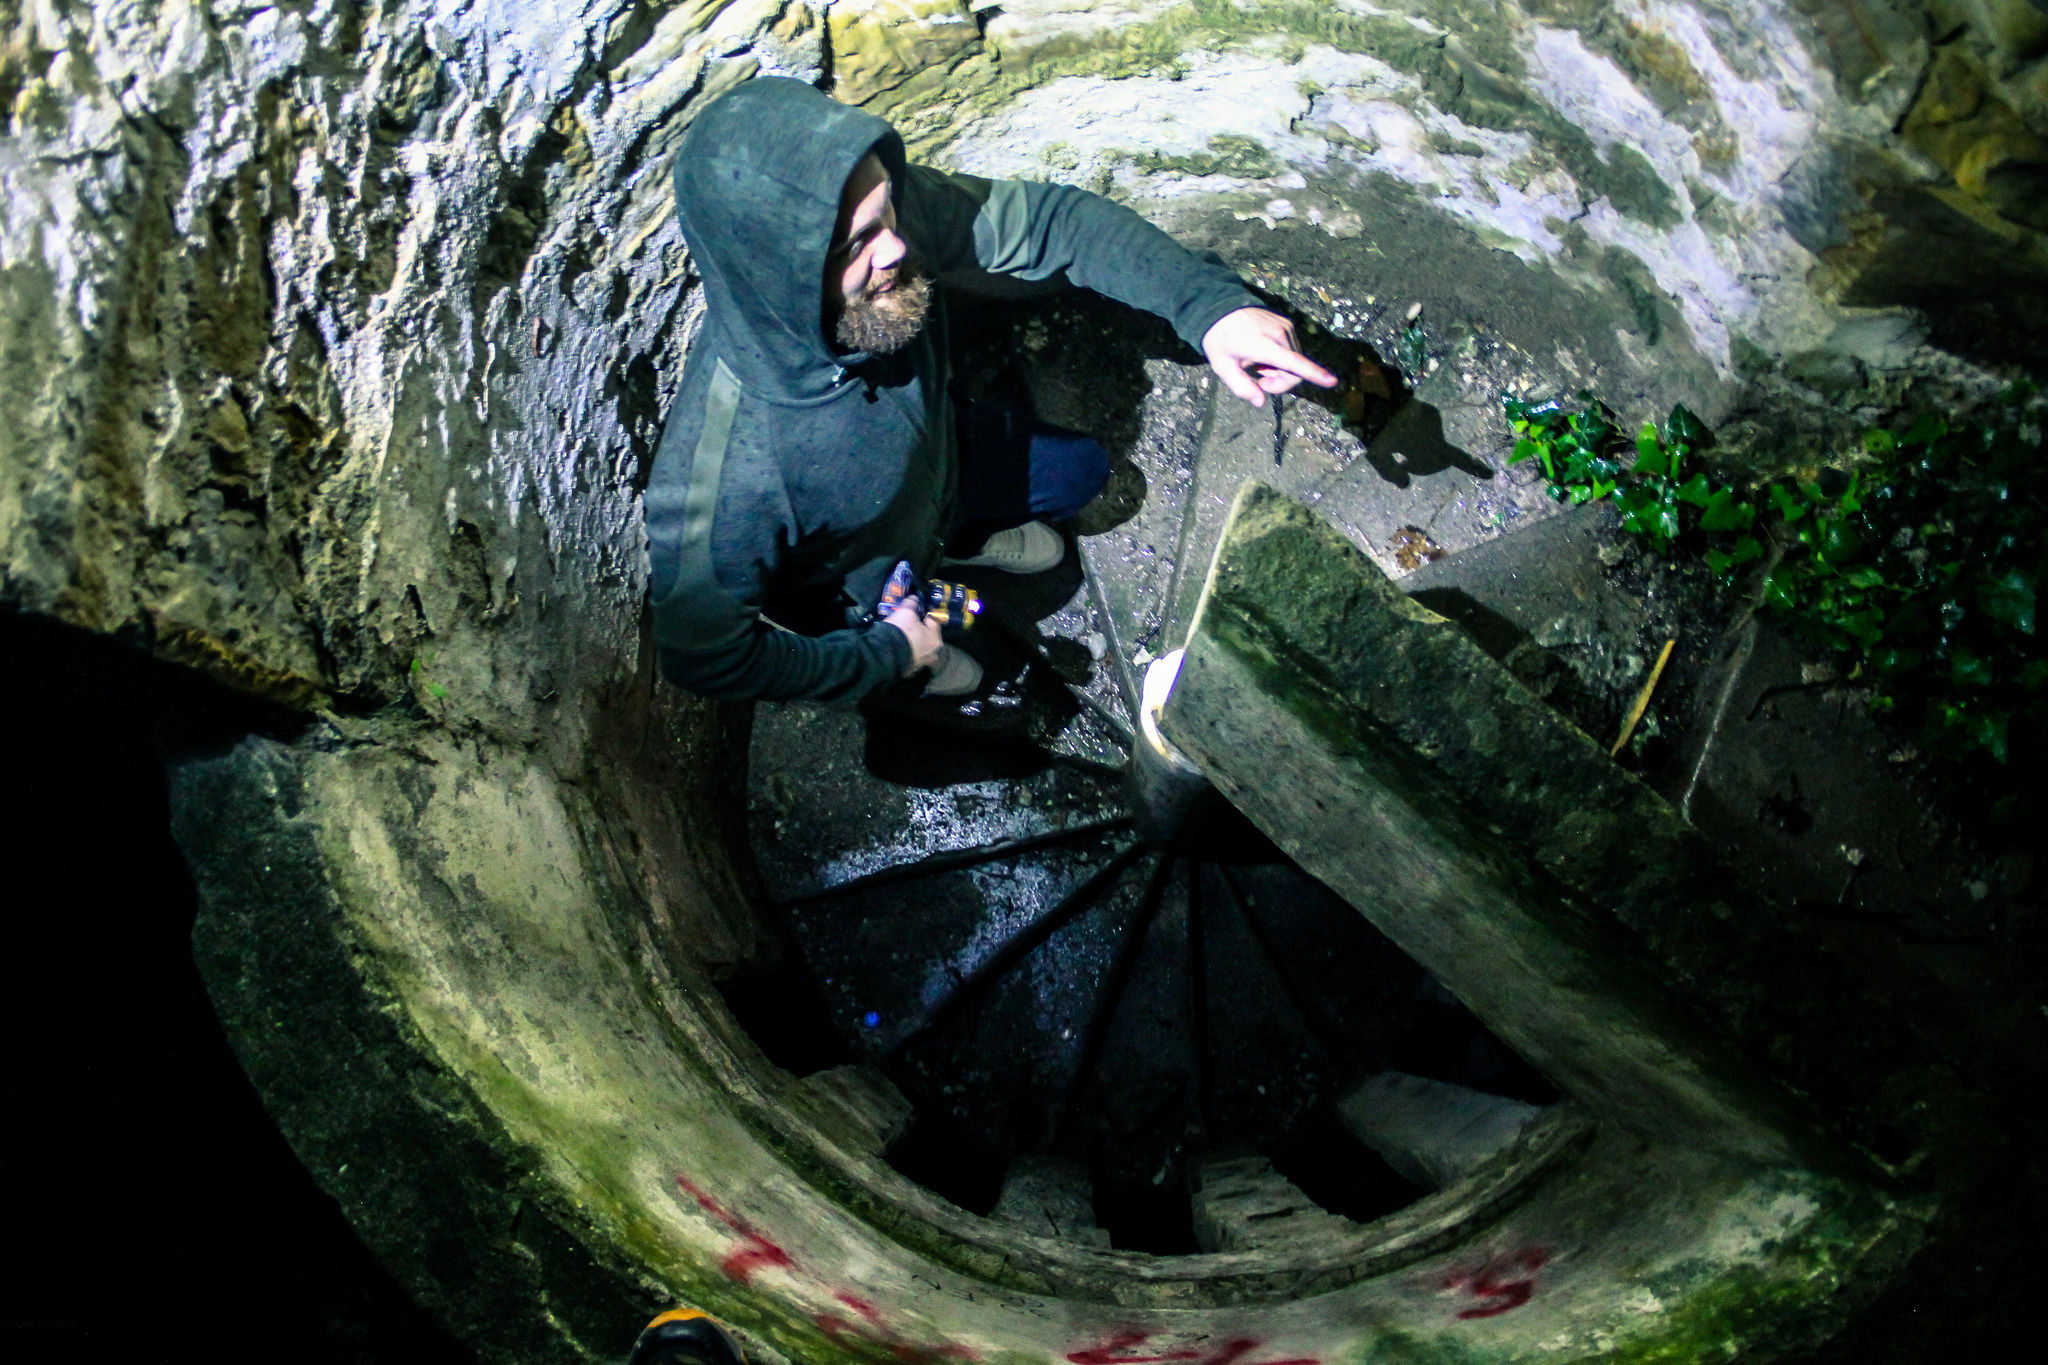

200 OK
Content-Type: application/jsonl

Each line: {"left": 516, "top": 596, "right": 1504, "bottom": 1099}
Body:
{"left": 1027, "top": 426, "right": 1110, "bottom": 520}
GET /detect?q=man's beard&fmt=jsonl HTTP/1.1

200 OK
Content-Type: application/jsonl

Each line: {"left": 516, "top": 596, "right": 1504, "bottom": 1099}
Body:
{"left": 834, "top": 258, "right": 932, "bottom": 355}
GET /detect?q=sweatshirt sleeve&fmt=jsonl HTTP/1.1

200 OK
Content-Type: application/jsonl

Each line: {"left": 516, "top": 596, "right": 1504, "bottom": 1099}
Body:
{"left": 647, "top": 366, "right": 913, "bottom": 705}
{"left": 899, "top": 164, "right": 1263, "bottom": 354}
{"left": 655, "top": 575, "right": 912, "bottom": 704}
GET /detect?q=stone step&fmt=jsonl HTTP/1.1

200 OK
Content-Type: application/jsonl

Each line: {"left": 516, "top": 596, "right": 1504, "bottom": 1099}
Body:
{"left": 1160, "top": 482, "right": 1821, "bottom": 1165}
{"left": 989, "top": 1154, "right": 1112, "bottom": 1248}
{"left": 1335, "top": 1071, "right": 1542, "bottom": 1191}
{"left": 1080, "top": 377, "right": 1545, "bottom": 729}
{"left": 1149, "top": 479, "right": 1919, "bottom": 1331}
{"left": 793, "top": 1065, "right": 916, "bottom": 1158}
{"left": 1190, "top": 1149, "right": 1356, "bottom": 1254}
{"left": 1397, "top": 499, "right": 1630, "bottom": 646}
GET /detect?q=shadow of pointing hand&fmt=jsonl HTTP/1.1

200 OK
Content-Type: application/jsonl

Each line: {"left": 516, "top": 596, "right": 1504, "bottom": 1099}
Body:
{"left": 1364, "top": 398, "right": 1495, "bottom": 490}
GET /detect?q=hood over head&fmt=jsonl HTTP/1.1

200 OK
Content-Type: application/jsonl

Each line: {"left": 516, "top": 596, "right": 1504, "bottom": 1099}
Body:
{"left": 672, "top": 77, "right": 907, "bottom": 401}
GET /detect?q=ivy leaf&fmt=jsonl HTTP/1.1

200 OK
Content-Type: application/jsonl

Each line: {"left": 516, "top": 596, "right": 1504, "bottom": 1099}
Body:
{"left": 1768, "top": 482, "right": 1808, "bottom": 523}
{"left": 1821, "top": 518, "right": 1866, "bottom": 563}
{"left": 1510, "top": 437, "right": 1540, "bottom": 465}
{"left": 1970, "top": 708, "right": 2011, "bottom": 763}
{"left": 1978, "top": 570, "right": 2037, "bottom": 635}
{"left": 427, "top": 682, "right": 450, "bottom": 700}
{"left": 1862, "top": 428, "right": 1897, "bottom": 455}
{"left": 1842, "top": 565, "right": 1885, "bottom": 589}
{"left": 1576, "top": 409, "right": 1619, "bottom": 449}
{"left": 1700, "top": 488, "right": 1755, "bottom": 531}
{"left": 1666, "top": 404, "right": 1712, "bottom": 446}
{"left": 1838, "top": 608, "right": 1885, "bottom": 646}
{"left": 1951, "top": 648, "right": 1994, "bottom": 688}
{"left": 1634, "top": 422, "right": 1666, "bottom": 475}
{"left": 1707, "top": 536, "right": 1764, "bottom": 576}
{"left": 1901, "top": 412, "right": 1948, "bottom": 447}
{"left": 1617, "top": 485, "right": 1675, "bottom": 547}
{"left": 1762, "top": 570, "right": 1797, "bottom": 611}
{"left": 1654, "top": 504, "right": 1681, "bottom": 546}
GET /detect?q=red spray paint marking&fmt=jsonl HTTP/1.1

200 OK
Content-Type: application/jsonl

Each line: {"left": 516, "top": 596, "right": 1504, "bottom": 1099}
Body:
{"left": 673, "top": 1175, "right": 794, "bottom": 1284}
{"left": 835, "top": 1293, "right": 886, "bottom": 1325}
{"left": 674, "top": 1175, "right": 975, "bottom": 1360}
{"left": 1067, "top": 1332, "right": 1315, "bottom": 1365}
{"left": 816, "top": 1294, "right": 978, "bottom": 1362}
{"left": 1442, "top": 1248, "right": 1548, "bottom": 1320}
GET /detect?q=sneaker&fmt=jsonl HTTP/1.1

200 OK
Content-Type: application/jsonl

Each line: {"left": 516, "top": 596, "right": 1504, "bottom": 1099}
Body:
{"left": 944, "top": 521, "right": 1064, "bottom": 574}
{"left": 630, "top": 1311, "right": 746, "bottom": 1365}
{"left": 922, "top": 644, "right": 983, "bottom": 697}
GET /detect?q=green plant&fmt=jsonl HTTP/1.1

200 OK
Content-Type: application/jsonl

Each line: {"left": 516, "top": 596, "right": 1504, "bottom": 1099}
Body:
{"left": 1503, "top": 383, "right": 2045, "bottom": 780}
{"left": 1396, "top": 322, "right": 1427, "bottom": 375}
{"left": 411, "top": 652, "right": 449, "bottom": 701}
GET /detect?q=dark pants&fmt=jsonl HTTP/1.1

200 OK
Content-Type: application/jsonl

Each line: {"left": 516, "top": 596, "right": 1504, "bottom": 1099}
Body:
{"left": 948, "top": 400, "right": 1110, "bottom": 556}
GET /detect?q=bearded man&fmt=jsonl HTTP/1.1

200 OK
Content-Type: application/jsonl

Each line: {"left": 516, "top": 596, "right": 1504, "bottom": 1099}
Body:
{"left": 647, "top": 78, "right": 1332, "bottom": 704}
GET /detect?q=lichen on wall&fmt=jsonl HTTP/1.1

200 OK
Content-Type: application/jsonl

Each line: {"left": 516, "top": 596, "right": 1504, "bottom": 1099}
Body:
{"left": 837, "top": 0, "right": 2048, "bottom": 378}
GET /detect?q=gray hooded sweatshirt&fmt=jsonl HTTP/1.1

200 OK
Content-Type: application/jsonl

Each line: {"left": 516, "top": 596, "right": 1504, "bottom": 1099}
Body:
{"left": 646, "top": 78, "right": 1258, "bottom": 701}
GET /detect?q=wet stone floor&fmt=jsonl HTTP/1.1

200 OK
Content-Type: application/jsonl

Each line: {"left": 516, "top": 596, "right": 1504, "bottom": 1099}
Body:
{"left": 746, "top": 693, "right": 1557, "bottom": 1250}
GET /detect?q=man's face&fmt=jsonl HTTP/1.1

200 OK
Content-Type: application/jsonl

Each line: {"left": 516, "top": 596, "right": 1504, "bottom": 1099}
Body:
{"left": 825, "top": 152, "right": 929, "bottom": 354}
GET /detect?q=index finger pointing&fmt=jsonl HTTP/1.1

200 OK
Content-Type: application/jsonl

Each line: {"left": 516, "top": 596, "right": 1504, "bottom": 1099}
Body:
{"left": 1244, "top": 338, "right": 1339, "bottom": 389}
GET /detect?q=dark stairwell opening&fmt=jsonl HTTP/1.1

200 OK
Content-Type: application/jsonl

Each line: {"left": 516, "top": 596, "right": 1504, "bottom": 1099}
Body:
{"left": 0, "top": 611, "right": 473, "bottom": 1365}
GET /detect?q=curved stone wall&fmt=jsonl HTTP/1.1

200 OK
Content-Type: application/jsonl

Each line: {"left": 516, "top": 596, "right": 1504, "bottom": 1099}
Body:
{"left": 6, "top": 3, "right": 2040, "bottom": 1363}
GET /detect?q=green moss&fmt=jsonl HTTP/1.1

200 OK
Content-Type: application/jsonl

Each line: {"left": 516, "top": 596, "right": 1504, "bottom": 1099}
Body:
{"left": 1618, "top": 1173, "right": 1918, "bottom": 1360}
{"left": 1351, "top": 1235, "right": 1913, "bottom": 1365}
{"left": 1130, "top": 134, "right": 1283, "bottom": 180}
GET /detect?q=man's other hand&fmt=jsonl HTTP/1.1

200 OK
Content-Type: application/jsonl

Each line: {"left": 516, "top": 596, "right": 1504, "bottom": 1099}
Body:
{"left": 882, "top": 601, "right": 944, "bottom": 674}
{"left": 1201, "top": 307, "right": 1338, "bottom": 407}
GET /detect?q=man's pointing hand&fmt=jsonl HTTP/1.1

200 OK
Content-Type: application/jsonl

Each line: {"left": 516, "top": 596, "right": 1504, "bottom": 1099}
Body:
{"left": 1201, "top": 307, "right": 1338, "bottom": 408}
